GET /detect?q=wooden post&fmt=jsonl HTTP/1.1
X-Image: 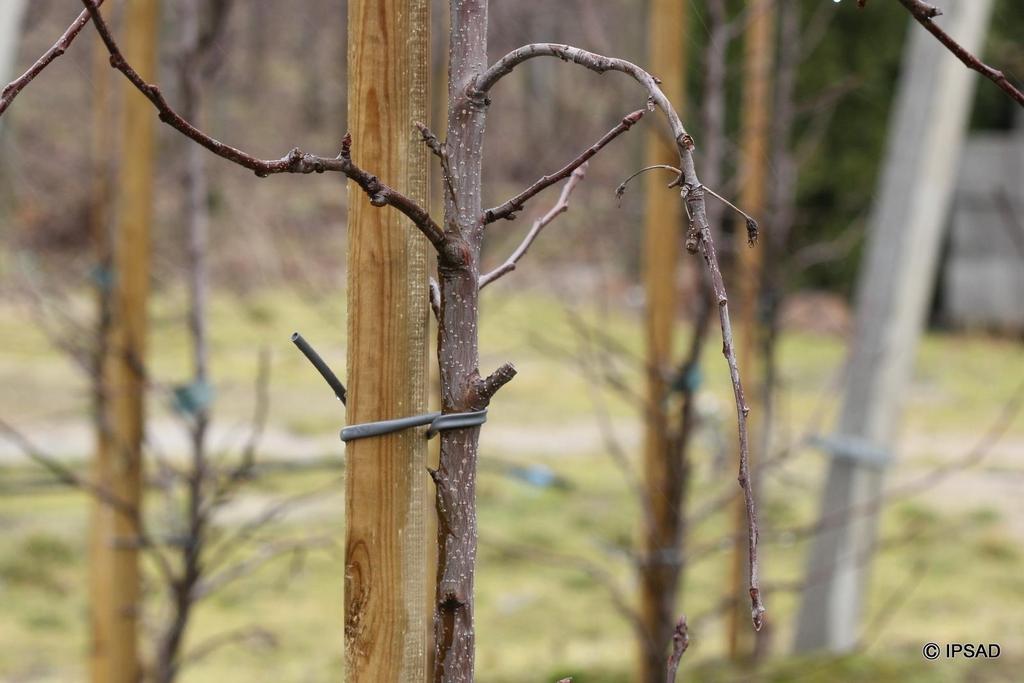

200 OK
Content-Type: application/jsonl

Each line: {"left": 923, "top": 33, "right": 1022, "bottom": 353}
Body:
{"left": 727, "top": 0, "right": 774, "bottom": 660}
{"left": 90, "top": 1, "right": 158, "bottom": 681}
{"left": 344, "top": 0, "right": 430, "bottom": 680}
{"left": 638, "top": 1, "right": 686, "bottom": 680}
{"left": 794, "top": 0, "right": 993, "bottom": 653}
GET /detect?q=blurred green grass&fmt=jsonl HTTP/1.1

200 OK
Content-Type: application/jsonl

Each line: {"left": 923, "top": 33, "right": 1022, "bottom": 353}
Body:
{"left": 0, "top": 289, "right": 1021, "bottom": 681}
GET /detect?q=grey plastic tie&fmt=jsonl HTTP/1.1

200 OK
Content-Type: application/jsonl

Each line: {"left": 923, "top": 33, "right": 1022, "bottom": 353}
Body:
{"left": 340, "top": 409, "right": 487, "bottom": 442}
{"left": 292, "top": 331, "right": 489, "bottom": 444}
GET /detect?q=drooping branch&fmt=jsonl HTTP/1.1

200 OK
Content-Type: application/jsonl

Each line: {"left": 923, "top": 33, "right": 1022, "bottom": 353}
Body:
{"left": 76, "top": 0, "right": 446, "bottom": 249}
{"left": 483, "top": 110, "right": 644, "bottom": 223}
{"left": 475, "top": 41, "right": 765, "bottom": 630}
{"left": 473, "top": 45, "right": 692, "bottom": 171}
{"left": 887, "top": 0, "right": 1024, "bottom": 107}
{"left": 0, "top": 0, "right": 107, "bottom": 118}
{"left": 480, "top": 164, "right": 587, "bottom": 288}
{"left": 687, "top": 184, "right": 764, "bottom": 630}
{"left": 476, "top": 41, "right": 765, "bottom": 630}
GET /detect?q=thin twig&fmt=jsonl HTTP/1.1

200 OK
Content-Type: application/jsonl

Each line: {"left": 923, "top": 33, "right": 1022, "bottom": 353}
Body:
{"left": 0, "top": 416, "right": 177, "bottom": 584}
{"left": 614, "top": 164, "right": 683, "bottom": 203}
{"left": 194, "top": 537, "right": 335, "bottom": 600}
{"left": 891, "top": 0, "right": 1024, "bottom": 108}
{"left": 480, "top": 164, "right": 588, "bottom": 288}
{"left": 484, "top": 110, "right": 644, "bottom": 223}
{"left": 0, "top": 417, "right": 130, "bottom": 515}
{"left": 415, "top": 121, "right": 458, "bottom": 208}
{"left": 0, "top": 0, "right": 107, "bottom": 118}
{"left": 486, "top": 538, "right": 643, "bottom": 636}
{"left": 225, "top": 347, "right": 272, "bottom": 487}
{"left": 180, "top": 626, "right": 277, "bottom": 668}
{"left": 702, "top": 186, "right": 759, "bottom": 246}
{"left": 665, "top": 617, "right": 689, "bottom": 683}
{"left": 616, "top": 165, "right": 758, "bottom": 244}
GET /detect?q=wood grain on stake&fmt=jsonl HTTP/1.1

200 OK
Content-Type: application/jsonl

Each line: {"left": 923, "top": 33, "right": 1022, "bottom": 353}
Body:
{"left": 345, "top": 0, "right": 430, "bottom": 680}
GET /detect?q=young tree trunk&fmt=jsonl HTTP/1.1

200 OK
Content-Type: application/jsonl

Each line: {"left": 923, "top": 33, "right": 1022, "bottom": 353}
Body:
{"left": 637, "top": 0, "right": 687, "bottom": 680}
{"left": 90, "top": 1, "right": 159, "bottom": 681}
{"left": 430, "top": 2, "right": 493, "bottom": 681}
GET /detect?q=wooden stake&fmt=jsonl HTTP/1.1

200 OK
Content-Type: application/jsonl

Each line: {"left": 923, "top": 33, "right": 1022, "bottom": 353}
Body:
{"left": 344, "top": 1, "right": 430, "bottom": 680}
{"left": 638, "top": 1, "right": 687, "bottom": 680}
{"left": 727, "top": 0, "right": 774, "bottom": 660}
{"left": 90, "top": 1, "right": 158, "bottom": 681}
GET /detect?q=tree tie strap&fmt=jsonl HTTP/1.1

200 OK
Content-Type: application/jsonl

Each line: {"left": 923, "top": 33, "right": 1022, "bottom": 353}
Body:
{"left": 292, "top": 332, "right": 488, "bottom": 443}
{"left": 341, "top": 409, "right": 488, "bottom": 442}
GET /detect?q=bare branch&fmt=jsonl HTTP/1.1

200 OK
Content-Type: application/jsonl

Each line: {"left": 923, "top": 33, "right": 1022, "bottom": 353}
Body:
{"left": 471, "top": 362, "right": 518, "bottom": 407}
{"left": 476, "top": 44, "right": 764, "bottom": 628}
{"left": 415, "top": 121, "right": 458, "bottom": 208}
{"left": 615, "top": 164, "right": 683, "bottom": 202}
{"left": 480, "top": 165, "right": 587, "bottom": 288}
{"left": 703, "top": 186, "right": 759, "bottom": 246}
{"left": 891, "top": 0, "right": 1024, "bottom": 107}
{"left": 78, "top": 0, "right": 446, "bottom": 249}
{"left": 685, "top": 184, "right": 765, "bottom": 631}
{"left": 0, "top": 416, "right": 177, "bottom": 584}
{"left": 0, "top": 416, "right": 128, "bottom": 515}
{"left": 486, "top": 538, "right": 643, "bottom": 636}
{"left": 180, "top": 627, "right": 277, "bottom": 669}
{"left": 615, "top": 163, "right": 758, "bottom": 246}
{"left": 201, "top": 476, "right": 342, "bottom": 574}
{"left": 195, "top": 537, "right": 334, "bottom": 600}
{"left": 666, "top": 617, "right": 689, "bottom": 683}
{"left": 484, "top": 110, "right": 644, "bottom": 222}
{"left": 0, "top": 1, "right": 107, "bottom": 118}
{"left": 222, "top": 347, "right": 272, "bottom": 489}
